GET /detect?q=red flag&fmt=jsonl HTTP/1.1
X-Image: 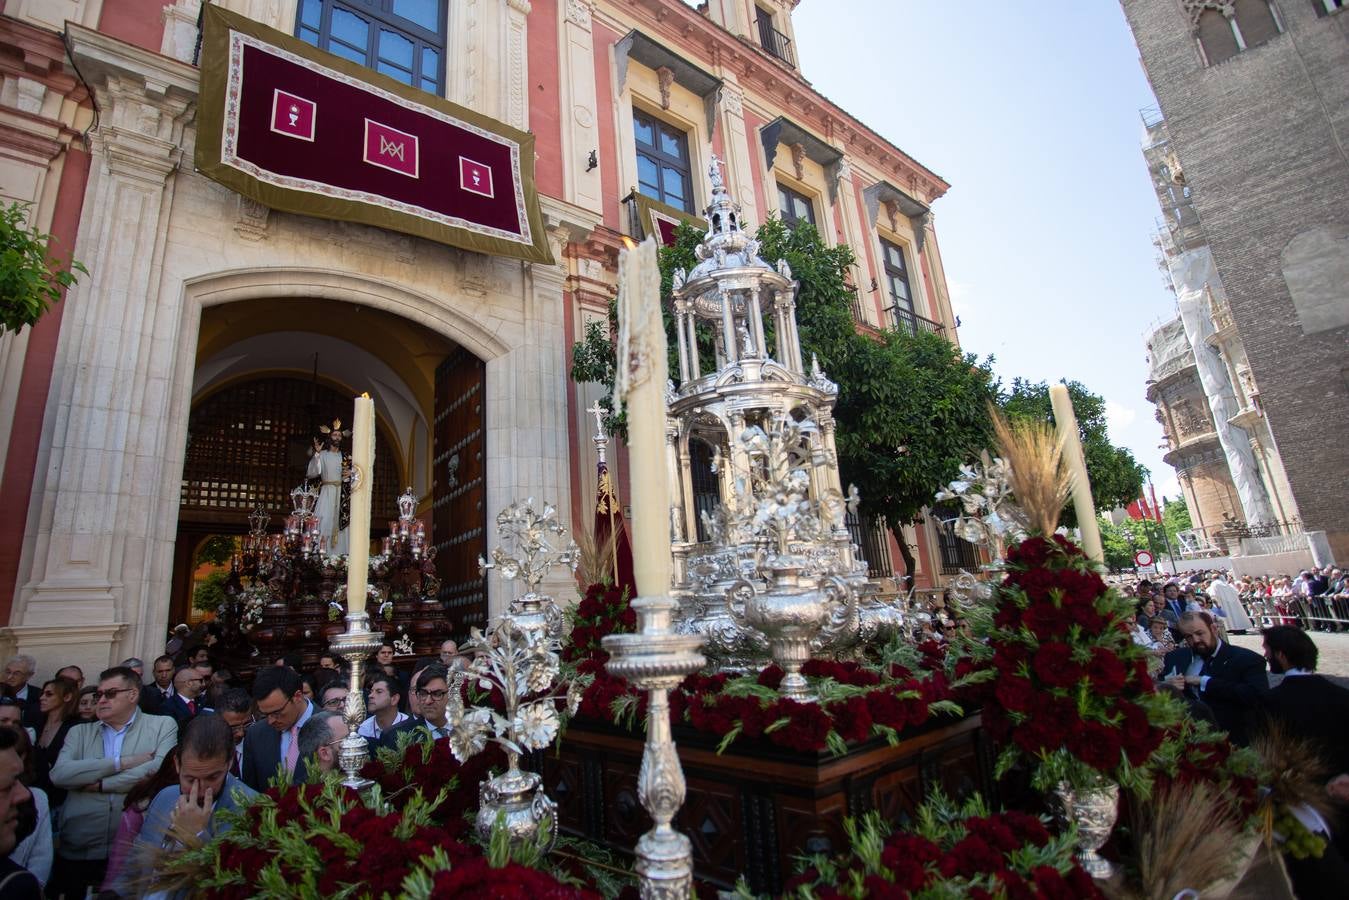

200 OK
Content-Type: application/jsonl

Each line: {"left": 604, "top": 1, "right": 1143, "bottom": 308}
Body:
{"left": 1126, "top": 498, "right": 1148, "bottom": 520}
{"left": 1149, "top": 482, "right": 1164, "bottom": 522}
{"left": 595, "top": 456, "right": 636, "bottom": 595}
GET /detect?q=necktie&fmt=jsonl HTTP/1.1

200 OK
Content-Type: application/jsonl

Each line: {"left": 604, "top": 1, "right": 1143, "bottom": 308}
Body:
{"left": 285, "top": 725, "right": 300, "bottom": 772}
{"left": 187, "top": 699, "right": 196, "bottom": 715}
{"left": 230, "top": 752, "right": 241, "bottom": 778}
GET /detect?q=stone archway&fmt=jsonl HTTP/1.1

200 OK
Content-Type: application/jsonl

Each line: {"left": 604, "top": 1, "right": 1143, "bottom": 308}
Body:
{"left": 13, "top": 264, "right": 572, "bottom": 673}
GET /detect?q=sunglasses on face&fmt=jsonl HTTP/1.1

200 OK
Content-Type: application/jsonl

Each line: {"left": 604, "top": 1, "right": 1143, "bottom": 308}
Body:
{"left": 415, "top": 689, "right": 449, "bottom": 701}
{"left": 92, "top": 688, "right": 134, "bottom": 701}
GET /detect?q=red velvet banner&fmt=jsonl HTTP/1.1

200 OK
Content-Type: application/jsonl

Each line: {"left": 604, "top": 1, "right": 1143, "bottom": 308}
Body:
{"left": 197, "top": 6, "right": 552, "bottom": 263}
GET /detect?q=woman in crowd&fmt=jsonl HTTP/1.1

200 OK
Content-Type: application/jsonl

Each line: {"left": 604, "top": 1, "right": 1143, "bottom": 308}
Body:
{"left": 75, "top": 684, "right": 98, "bottom": 722}
{"left": 32, "top": 676, "right": 78, "bottom": 810}
{"left": 100, "top": 750, "right": 182, "bottom": 893}
{"left": 1138, "top": 615, "right": 1176, "bottom": 678}
{"left": 7, "top": 726, "right": 52, "bottom": 887}
{"left": 1135, "top": 597, "right": 1158, "bottom": 628}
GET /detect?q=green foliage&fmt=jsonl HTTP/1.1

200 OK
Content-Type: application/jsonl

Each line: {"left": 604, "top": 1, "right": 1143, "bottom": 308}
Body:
{"left": 191, "top": 569, "right": 230, "bottom": 614}
{"left": 0, "top": 200, "right": 87, "bottom": 335}
{"left": 999, "top": 378, "right": 1147, "bottom": 526}
{"left": 196, "top": 535, "right": 238, "bottom": 567}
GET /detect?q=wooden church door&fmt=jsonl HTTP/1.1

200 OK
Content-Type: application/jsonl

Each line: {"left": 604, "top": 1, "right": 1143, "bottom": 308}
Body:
{"left": 432, "top": 350, "right": 488, "bottom": 636}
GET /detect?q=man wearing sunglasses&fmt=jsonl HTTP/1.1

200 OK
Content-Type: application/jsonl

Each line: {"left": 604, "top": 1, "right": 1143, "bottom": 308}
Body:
{"left": 378, "top": 664, "right": 454, "bottom": 749}
{"left": 240, "top": 666, "right": 313, "bottom": 791}
{"left": 48, "top": 666, "right": 176, "bottom": 898}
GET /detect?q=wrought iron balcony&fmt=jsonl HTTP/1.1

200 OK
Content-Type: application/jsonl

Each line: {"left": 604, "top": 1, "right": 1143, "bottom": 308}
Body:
{"left": 757, "top": 21, "right": 794, "bottom": 67}
{"left": 891, "top": 307, "right": 945, "bottom": 338}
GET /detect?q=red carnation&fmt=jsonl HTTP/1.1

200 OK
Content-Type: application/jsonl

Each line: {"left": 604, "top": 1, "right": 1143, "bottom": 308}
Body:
{"left": 1032, "top": 642, "right": 1082, "bottom": 688}
{"left": 993, "top": 675, "right": 1035, "bottom": 714}
{"left": 1086, "top": 649, "right": 1127, "bottom": 696}
{"left": 1021, "top": 602, "right": 1070, "bottom": 639}
{"left": 938, "top": 834, "right": 1004, "bottom": 878}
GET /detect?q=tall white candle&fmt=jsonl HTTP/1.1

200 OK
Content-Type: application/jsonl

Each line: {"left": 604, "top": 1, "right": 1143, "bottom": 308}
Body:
{"left": 1049, "top": 384, "right": 1104, "bottom": 565}
{"left": 346, "top": 393, "right": 376, "bottom": 614}
{"left": 614, "top": 238, "right": 672, "bottom": 597}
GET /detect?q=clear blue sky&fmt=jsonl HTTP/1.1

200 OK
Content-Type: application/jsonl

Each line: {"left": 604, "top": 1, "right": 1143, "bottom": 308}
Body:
{"left": 788, "top": 1, "right": 1179, "bottom": 501}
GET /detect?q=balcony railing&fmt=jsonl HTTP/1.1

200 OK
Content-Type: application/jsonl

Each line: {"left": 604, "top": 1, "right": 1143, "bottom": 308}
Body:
{"left": 891, "top": 308, "right": 945, "bottom": 338}
{"left": 846, "top": 510, "right": 893, "bottom": 578}
{"left": 758, "top": 22, "right": 794, "bottom": 66}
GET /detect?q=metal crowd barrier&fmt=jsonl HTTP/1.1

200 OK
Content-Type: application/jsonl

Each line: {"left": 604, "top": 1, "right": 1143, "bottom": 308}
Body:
{"left": 1241, "top": 594, "right": 1349, "bottom": 631}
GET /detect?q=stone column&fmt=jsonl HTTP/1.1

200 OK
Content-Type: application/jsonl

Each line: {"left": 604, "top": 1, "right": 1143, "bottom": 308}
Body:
{"left": 715, "top": 83, "right": 761, "bottom": 233}
{"left": 13, "top": 33, "right": 197, "bottom": 673}
{"left": 485, "top": 226, "right": 575, "bottom": 613}
{"left": 503, "top": 0, "right": 532, "bottom": 132}
{"left": 556, "top": 0, "right": 603, "bottom": 215}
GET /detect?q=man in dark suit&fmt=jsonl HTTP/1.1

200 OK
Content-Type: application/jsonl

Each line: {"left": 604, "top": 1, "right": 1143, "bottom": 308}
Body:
{"left": 1259, "top": 625, "right": 1349, "bottom": 778}
{"left": 240, "top": 666, "right": 313, "bottom": 791}
{"left": 161, "top": 665, "right": 207, "bottom": 727}
{"left": 1162, "top": 611, "right": 1268, "bottom": 744}
{"left": 141, "top": 654, "right": 176, "bottom": 715}
{"left": 378, "top": 665, "right": 453, "bottom": 750}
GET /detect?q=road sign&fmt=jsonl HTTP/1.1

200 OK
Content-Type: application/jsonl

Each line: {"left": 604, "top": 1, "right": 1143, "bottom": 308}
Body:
{"left": 1134, "top": 549, "right": 1154, "bottom": 567}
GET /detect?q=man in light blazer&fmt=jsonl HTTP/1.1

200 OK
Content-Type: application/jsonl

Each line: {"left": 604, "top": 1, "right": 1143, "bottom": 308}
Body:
{"left": 49, "top": 665, "right": 178, "bottom": 898}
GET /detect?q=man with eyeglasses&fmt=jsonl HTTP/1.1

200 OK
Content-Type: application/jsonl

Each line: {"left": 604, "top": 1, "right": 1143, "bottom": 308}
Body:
{"left": 48, "top": 666, "right": 176, "bottom": 897}
{"left": 319, "top": 682, "right": 349, "bottom": 714}
{"left": 240, "top": 666, "right": 313, "bottom": 791}
{"left": 296, "top": 711, "right": 350, "bottom": 781}
{"left": 163, "top": 665, "right": 207, "bottom": 727}
{"left": 2, "top": 655, "right": 41, "bottom": 730}
{"left": 215, "top": 688, "right": 254, "bottom": 779}
{"left": 379, "top": 665, "right": 454, "bottom": 749}
{"left": 357, "top": 674, "right": 405, "bottom": 741}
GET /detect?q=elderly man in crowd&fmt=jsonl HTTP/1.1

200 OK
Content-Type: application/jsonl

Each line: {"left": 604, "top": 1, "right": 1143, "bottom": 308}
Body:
{"left": 1162, "top": 611, "right": 1268, "bottom": 745}
{"left": 240, "top": 667, "right": 313, "bottom": 791}
{"left": 49, "top": 666, "right": 177, "bottom": 897}
{"left": 116, "top": 714, "right": 257, "bottom": 897}
{"left": 296, "top": 710, "right": 350, "bottom": 781}
{"left": 2, "top": 656, "right": 42, "bottom": 730}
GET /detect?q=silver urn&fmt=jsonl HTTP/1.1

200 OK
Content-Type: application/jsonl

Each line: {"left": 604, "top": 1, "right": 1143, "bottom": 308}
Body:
{"left": 1056, "top": 780, "right": 1119, "bottom": 880}
{"left": 731, "top": 564, "right": 857, "bottom": 702}
{"left": 476, "top": 762, "right": 559, "bottom": 855}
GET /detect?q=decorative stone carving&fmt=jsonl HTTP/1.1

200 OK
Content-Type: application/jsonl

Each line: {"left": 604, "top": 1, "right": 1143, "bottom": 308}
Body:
{"left": 565, "top": 0, "right": 592, "bottom": 28}
{"left": 721, "top": 87, "right": 743, "bottom": 116}
{"left": 234, "top": 195, "right": 271, "bottom": 241}
{"left": 790, "top": 142, "right": 806, "bottom": 181}
{"left": 657, "top": 66, "right": 675, "bottom": 111}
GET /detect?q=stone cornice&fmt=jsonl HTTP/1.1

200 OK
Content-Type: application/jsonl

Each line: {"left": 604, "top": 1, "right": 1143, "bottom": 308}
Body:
{"left": 0, "top": 15, "right": 87, "bottom": 100}
{"left": 64, "top": 21, "right": 200, "bottom": 104}
{"left": 594, "top": 0, "right": 949, "bottom": 202}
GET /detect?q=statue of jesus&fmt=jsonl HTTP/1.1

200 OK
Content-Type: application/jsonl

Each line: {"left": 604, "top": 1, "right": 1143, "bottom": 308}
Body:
{"left": 308, "top": 419, "right": 351, "bottom": 555}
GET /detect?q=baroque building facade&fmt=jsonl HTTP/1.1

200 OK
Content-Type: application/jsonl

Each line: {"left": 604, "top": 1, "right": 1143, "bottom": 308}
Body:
{"left": 0, "top": 0, "right": 963, "bottom": 677}
{"left": 1121, "top": 0, "right": 1348, "bottom": 562}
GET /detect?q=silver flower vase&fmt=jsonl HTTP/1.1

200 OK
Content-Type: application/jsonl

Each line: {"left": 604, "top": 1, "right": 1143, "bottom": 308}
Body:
{"left": 1056, "top": 780, "right": 1119, "bottom": 879}
{"left": 476, "top": 752, "right": 558, "bottom": 855}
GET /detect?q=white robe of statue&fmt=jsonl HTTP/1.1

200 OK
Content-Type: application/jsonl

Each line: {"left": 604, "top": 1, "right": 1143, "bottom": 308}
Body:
{"left": 307, "top": 447, "right": 349, "bottom": 555}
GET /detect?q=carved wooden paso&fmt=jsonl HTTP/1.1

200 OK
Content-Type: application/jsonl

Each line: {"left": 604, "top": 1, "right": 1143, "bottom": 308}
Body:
{"left": 433, "top": 350, "right": 488, "bottom": 634}
{"left": 543, "top": 713, "right": 995, "bottom": 894}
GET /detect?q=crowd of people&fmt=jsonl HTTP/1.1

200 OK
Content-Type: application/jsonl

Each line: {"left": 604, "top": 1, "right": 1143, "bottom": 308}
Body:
{"left": 1114, "top": 564, "right": 1349, "bottom": 633}
{"left": 0, "top": 635, "right": 470, "bottom": 899}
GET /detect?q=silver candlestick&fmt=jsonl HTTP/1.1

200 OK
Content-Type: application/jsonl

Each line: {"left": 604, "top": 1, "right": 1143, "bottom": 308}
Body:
{"left": 603, "top": 596, "right": 705, "bottom": 899}
{"left": 329, "top": 610, "right": 383, "bottom": 790}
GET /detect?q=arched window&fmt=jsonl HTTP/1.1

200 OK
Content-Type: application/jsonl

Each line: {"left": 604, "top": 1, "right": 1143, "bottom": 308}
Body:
{"left": 1196, "top": 9, "right": 1240, "bottom": 66}
{"left": 1232, "top": 0, "right": 1280, "bottom": 48}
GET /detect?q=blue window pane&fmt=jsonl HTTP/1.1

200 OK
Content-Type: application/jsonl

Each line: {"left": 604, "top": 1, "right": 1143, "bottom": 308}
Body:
{"left": 633, "top": 117, "right": 654, "bottom": 147}
{"left": 421, "top": 76, "right": 438, "bottom": 93}
{"left": 378, "top": 29, "right": 414, "bottom": 68}
{"left": 329, "top": 40, "right": 368, "bottom": 65}
{"left": 662, "top": 166, "right": 686, "bottom": 205}
{"left": 637, "top": 155, "right": 660, "bottom": 192}
{"left": 422, "top": 47, "right": 439, "bottom": 78}
{"left": 330, "top": 9, "right": 370, "bottom": 50}
{"left": 659, "top": 129, "right": 685, "bottom": 160}
{"left": 392, "top": 0, "right": 439, "bottom": 32}
{"left": 300, "top": 0, "right": 322, "bottom": 28}
{"left": 377, "top": 62, "right": 413, "bottom": 84}
{"left": 299, "top": 26, "right": 320, "bottom": 47}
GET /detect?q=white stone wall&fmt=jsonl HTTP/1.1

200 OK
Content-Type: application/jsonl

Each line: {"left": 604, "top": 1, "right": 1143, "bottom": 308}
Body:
{"left": 7, "top": 25, "right": 576, "bottom": 676}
